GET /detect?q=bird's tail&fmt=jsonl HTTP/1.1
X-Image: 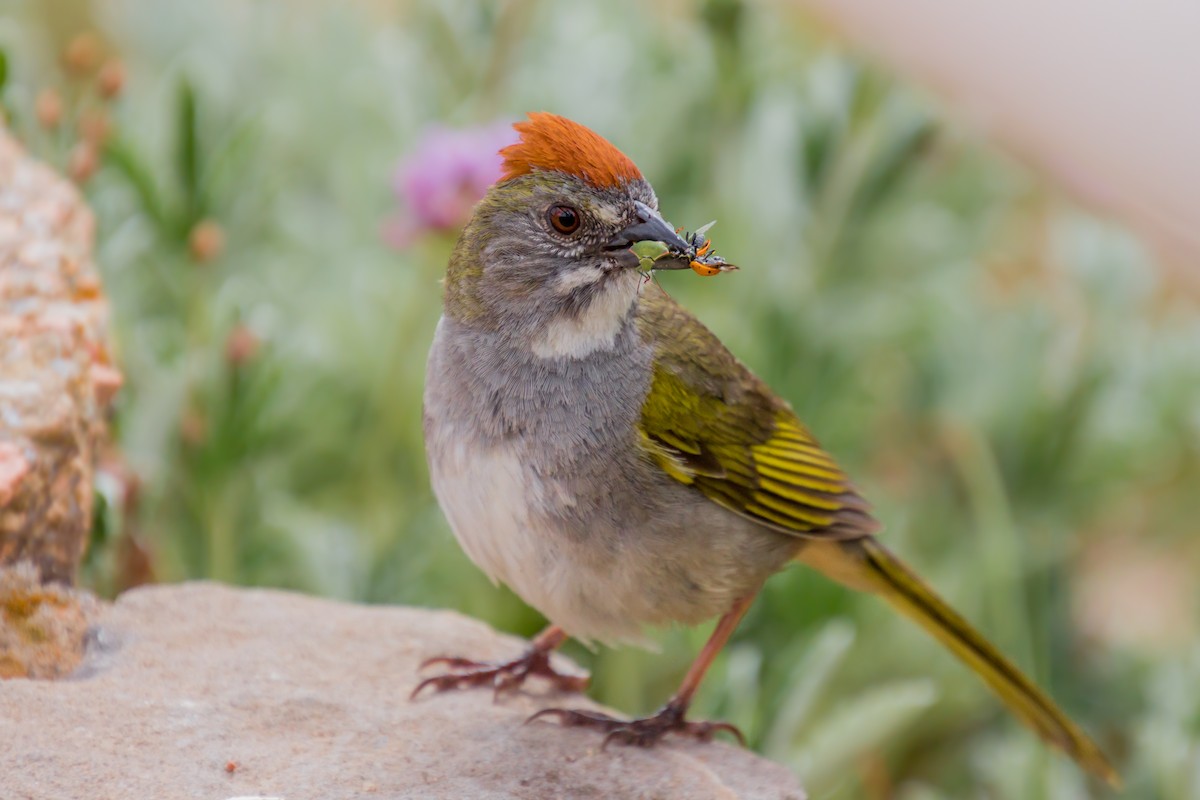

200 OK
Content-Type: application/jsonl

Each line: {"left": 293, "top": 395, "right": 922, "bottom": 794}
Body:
{"left": 795, "top": 536, "right": 1120, "bottom": 788}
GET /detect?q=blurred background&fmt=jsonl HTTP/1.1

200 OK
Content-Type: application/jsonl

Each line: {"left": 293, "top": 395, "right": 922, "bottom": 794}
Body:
{"left": 2, "top": 0, "right": 1198, "bottom": 796}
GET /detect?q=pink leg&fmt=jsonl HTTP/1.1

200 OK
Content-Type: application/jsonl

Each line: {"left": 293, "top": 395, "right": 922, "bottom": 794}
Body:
{"left": 528, "top": 595, "right": 756, "bottom": 747}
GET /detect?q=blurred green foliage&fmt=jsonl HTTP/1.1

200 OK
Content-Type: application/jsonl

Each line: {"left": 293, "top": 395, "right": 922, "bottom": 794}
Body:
{"left": 2, "top": 0, "right": 1198, "bottom": 796}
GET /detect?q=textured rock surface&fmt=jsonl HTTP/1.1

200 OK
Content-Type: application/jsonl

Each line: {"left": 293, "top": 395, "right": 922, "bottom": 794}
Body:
{"left": 0, "top": 583, "right": 805, "bottom": 800}
{"left": 0, "top": 125, "right": 120, "bottom": 584}
{"left": 0, "top": 562, "right": 99, "bottom": 678}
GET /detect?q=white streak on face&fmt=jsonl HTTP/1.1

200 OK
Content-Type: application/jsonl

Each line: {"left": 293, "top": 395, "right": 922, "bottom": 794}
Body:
{"left": 590, "top": 203, "right": 623, "bottom": 225}
{"left": 553, "top": 266, "right": 605, "bottom": 293}
{"left": 531, "top": 272, "right": 639, "bottom": 359}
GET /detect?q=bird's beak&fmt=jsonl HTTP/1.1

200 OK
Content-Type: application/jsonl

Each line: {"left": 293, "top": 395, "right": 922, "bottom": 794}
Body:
{"left": 606, "top": 201, "right": 691, "bottom": 257}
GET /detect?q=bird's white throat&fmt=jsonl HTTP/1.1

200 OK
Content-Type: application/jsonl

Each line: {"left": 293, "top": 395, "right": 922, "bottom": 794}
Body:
{"left": 530, "top": 268, "right": 640, "bottom": 359}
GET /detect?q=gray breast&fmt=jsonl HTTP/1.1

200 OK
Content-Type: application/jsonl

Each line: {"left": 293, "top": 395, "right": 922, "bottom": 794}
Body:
{"left": 423, "top": 315, "right": 798, "bottom": 643}
{"left": 428, "top": 315, "right": 651, "bottom": 474}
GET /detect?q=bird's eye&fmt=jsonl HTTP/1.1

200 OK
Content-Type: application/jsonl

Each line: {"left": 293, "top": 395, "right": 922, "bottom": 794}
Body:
{"left": 547, "top": 204, "right": 581, "bottom": 235}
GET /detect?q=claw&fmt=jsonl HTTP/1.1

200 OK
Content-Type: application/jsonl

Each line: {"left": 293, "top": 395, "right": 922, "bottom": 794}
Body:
{"left": 526, "top": 707, "right": 622, "bottom": 727}
{"left": 419, "top": 655, "right": 484, "bottom": 671}
{"left": 410, "top": 672, "right": 472, "bottom": 700}
{"left": 525, "top": 703, "right": 745, "bottom": 749}
{"left": 410, "top": 647, "right": 588, "bottom": 702}
{"left": 684, "top": 720, "right": 746, "bottom": 747}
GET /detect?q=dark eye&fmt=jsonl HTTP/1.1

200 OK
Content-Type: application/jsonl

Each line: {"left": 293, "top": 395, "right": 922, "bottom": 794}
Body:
{"left": 547, "top": 204, "right": 581, "bottom": 235}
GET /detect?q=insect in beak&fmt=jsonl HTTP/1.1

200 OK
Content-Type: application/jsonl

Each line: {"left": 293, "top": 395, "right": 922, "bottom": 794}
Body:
{"left": 631, "top": 220, "right": 738, "bottom": 277}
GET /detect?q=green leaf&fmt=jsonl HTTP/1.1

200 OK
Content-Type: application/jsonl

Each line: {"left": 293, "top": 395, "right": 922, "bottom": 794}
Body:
{"left": 849, "top": 114, "right": 935, "bottom": 221}
{"left": 720, "top": 643, "right": 764, "bottom": 737}
{"left": 200, "top": 115, "right": 261, "bottom": 208}
{"left": 88, "top": 489, "right": 111, "bottom": 551}
{"left": 762, "top": 619, "right": 855, "bottom": 758}
{"left": 801, "top": 117, "right": 837, "bottom": 194}
{"left": 176, "top": 78, "right": 202, "bottom": 228}
{"left": 797, "top": 679, "right": 938, "bottom": 793}
{"left": 0, "top": 48, "right": 9, "bottom": 94}
{"left": 104, "top": 136, "right": 169, "bottom": 230}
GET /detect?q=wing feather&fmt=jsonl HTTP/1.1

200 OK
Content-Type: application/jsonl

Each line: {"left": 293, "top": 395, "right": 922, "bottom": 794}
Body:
{"left": 635, "top": 286, "right": 879, "bottom": 540}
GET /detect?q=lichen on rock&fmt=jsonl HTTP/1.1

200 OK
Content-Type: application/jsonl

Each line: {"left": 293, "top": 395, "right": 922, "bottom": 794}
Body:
{"left": 0, "top": 561, "right": 98, "bottom": 679}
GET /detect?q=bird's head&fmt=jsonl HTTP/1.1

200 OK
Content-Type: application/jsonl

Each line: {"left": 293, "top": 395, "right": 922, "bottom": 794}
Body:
{"left": 443, "top": 112, "right": 688, "bottom": 358}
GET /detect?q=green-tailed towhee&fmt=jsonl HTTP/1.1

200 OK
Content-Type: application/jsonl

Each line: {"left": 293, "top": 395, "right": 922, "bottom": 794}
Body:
{"left": 417, "top": 112, "right": 1117, "bottom": 786}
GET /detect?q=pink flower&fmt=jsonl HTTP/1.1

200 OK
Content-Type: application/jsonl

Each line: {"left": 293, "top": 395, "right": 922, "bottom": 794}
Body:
{"left": 384, "top": 121, "right": 518, "bottom": 248}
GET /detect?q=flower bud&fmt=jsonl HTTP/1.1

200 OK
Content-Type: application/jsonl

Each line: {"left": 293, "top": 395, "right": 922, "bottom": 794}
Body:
{"left": 62, "top": 32, "right": 102, "bottom": 76}
{"left": 97, "top": 59, "right": 126, "bottom": 99}
{"left": 188, "top": 219, "right": 225, "bottom": 263}
{"left": 35, "top": 88, "right": 64, "bottom": 130}
{"left": 68, "top": 141, "right": 100, "bottom": 184}
{"left": 224, "top": 324, "right": 259, "bottom": 367}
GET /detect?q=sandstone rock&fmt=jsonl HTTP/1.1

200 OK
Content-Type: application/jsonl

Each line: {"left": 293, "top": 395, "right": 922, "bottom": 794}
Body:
{"left": 0, "top": 124, "right": 120, "bottom": 585}
{"left": 0, "top": 562, "right": 98, "bottom": 679}
{"left": 0, "top": 583, "right": 805, "bottom": 800}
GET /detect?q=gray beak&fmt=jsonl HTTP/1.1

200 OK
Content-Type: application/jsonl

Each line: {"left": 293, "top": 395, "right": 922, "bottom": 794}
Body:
{"left": 606, "top": 201, "right": 691, "bottom": 254}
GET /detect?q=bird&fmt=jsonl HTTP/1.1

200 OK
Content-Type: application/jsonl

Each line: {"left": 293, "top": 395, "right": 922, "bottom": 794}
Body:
{"left": 416, "top": 111, "right": 1118, "bottom": 786}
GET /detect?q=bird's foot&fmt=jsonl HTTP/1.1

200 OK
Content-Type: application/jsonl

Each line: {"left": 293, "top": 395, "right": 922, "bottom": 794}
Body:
{"left": 411, "top": 647, "right": 588, "bottom": 701}
{"left": 527, "top": 701, "right": 745, "bottom": 748}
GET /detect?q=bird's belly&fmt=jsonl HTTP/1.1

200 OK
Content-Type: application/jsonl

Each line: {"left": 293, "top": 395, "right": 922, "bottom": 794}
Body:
{"left": 426, "top": 430, "right": 640, "bottom": 642}
{"left": 428, "top": 434, "right": 553, "bottom": 609}
{"left": 426, "top": 424, "right": 794, "bottom": 645}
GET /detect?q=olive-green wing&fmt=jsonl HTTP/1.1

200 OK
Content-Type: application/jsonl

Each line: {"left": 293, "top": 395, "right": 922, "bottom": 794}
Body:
{"left": 635, "top": 286, "right": 878, "bottom": 539}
